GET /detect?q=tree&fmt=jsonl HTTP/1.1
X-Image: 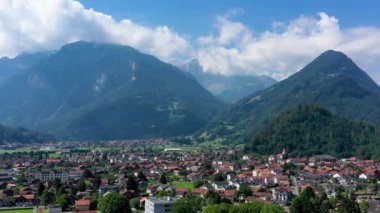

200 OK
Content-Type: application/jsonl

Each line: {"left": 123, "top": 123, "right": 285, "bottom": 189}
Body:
{"left": 17, "top": 173, "right": 27, "bottom": 184}
{"left": 291, "top": 187, "right": 317, "bottom": 213}
{"left": 160, "top": 173, "right": 167, "bottom": 184}
{"left": 291, "top": 187, "right": 335, "bottom": 213}
{"left": 129, "top": 198, "right": 140, "bottom": 209}
{"left": 99, "top": 193, "right": 131, "bottom": 213}
{"left": 77, "top": 179, "right": 86, "bottom": 192}
{"left": 237, "top": 185, "right": 253, "bottom": 198}
{"left": 126, "top": 176, "right": 138, "bottom": 191}
{"left": 83, "top": 169, "right": 94, "bottom": 178}
{"left": 359, "top": 200, "right": 369, "bottom": 213}
{"left": 56, "top": 194, "right": 71, "bottom": 210}
{"left": 156, "top": 190, "right": 169, "bottom": 198}
{"left": 340, "top": 192, "right": 360, "bottom": 213}
{"left": 203, "top": 203, "right": 232, "bottom": 213}
{"left": 53, "top": 178, "right": 62, "bottom": 192}
{"left": 203, "top": 160, "right": 213, "bottom": 170}
{"left": 212, "top": 173, "right": 225, "bottom": 182}
{"left": 37, "top": 182, "right": 45, "bottom": 197}
{"left": 3, "top": 197, "right": 15, "bottom": 207}
{"left": 93, "top": 175, "right": 102, "bottom": 189}
{"left": 203, "top": 201, "right": 284, "bottom": 213}
{"left": 172, "top": 197, "right": 203, "bottom": 213}
{"left": 205, "top": 190, "right": 221, "bottom": 205}
{"left": 137, "top": 171, "right": 147, "bottom": 181}
{"left": 40, "top": 190, "right": 54, "bottom": 207}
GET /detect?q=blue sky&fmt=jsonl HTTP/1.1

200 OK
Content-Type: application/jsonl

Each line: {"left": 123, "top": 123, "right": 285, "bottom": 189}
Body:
{"left": 1, "top": 0, "right": 380, "bottom": 82}
{"left": 79, "top": 0, "right": 380, "bottom": 39}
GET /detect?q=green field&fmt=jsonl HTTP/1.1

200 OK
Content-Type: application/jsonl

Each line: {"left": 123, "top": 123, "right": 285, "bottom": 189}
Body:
{"left": 0, "top": 208, "right": 47, "bottom": 213}
{"left": 0, "top": 210, "right": 31, "bottom": 213}
{"left": 173, "top": 181, "right": 195, "bottom": 189}
{"left": 0, "top": 148, "right": 34, "bottom": 154}
{"left": 48, "top": 153, "right": 61, "bottom": 158}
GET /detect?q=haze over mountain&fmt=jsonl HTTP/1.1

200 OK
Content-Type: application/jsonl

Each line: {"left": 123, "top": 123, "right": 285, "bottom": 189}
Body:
{"left": 0, "top": 124, "right": 54, "bottom": 145}
{"left": 172, "top": 59, "right": 276, "bottom": 103}
{"left": 200, "top": 50, "right": 380, "bottom": 144}
{"left": 245, "top": 104, "right": 380, "bottom": 160}
{"left": 0, "top": 52, "right": 52, "bottom": 83}
{"left": 0, "top": 41, "right": 225, "bottom": 140}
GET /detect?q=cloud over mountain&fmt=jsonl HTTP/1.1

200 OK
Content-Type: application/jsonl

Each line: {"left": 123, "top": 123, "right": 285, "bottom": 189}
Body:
{"left": 0, "top": 1, "right": 379, "bottom": 83}
{"left": 197, "top": 12, "right": 380, "bottom": 82}
{"left": 0, "top": 0, "right": 191, "bottom": 60}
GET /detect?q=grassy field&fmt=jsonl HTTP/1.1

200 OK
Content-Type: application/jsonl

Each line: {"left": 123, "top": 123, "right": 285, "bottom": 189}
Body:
{"left": 0, "top": 148, "right": 34, "bottom": 154}
{"left": 173, "top": 181, "right": 195, "bottom": 189}
{"left": 48, "top": 153, "right": 61, "bottom": 158}
{"left": 0, "top": 209, "right": 47, "bottom": 213}
{"left": 0, "top": 210, "right": 32, "bottom": 213}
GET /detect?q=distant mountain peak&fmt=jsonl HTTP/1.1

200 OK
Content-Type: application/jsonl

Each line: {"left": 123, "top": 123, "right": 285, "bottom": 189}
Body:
{"left": 306, "top": 49, "right": 352, "bottom": 70}
{"left": 298, "top": 49, "right": 378, "bottom": 88}
{"left": 201, "top": 50, "right": 380, "bottom": 144}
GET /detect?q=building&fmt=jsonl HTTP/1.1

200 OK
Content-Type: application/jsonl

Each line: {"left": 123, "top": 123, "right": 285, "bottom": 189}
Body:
{"left": 35, "top": 170, "right": 69, "bottom": 182}
{"left": 145, "top": 197, "right": 175, "bottom": 213}
{"left": 75, "top": 199, "right": 91, "bottom": 211}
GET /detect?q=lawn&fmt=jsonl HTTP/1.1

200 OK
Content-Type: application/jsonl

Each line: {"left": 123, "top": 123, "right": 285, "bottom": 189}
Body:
{"left": 0, "top": 148, "right": 33, "bottom": 154}
{"left": 0, "top": 210, "right": 32, "bottom": 213}
{"left": 173, "top": 181, "right": 195, "bottom": 189}
{"left": 0, "top": 208, "right": 48, "bottom": 213}
{"left": 48, "top": 153, "right": 61, "bottom": 158}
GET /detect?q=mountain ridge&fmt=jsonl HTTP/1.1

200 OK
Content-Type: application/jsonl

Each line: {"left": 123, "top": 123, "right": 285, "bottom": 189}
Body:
{"left": 172, "top": 59, "right": 276, "bottom": 103}
{"left": 199, "top": 50, "right": 380, "bottom": 144}
{"left": 0, "top": 41, "right": 225, "bottom": 140}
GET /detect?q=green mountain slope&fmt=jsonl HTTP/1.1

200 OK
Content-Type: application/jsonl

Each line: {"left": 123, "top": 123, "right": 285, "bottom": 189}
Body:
{"left": 200, "top": 50, "right": 380, "bottom": 144}
{"left": 245, "top": 105, "right": 380, "bottom": 160}
{"left": 0, "top": 52, "right": 51, "bottom": 83}
{"left": 172, "top": 59, "right": 276, "bottom": 103}
{"left": 0, "top": 124, "right": 54, "bottom": 144}
{"left": 0, "top": 42, "right": 225, "bottom": 140}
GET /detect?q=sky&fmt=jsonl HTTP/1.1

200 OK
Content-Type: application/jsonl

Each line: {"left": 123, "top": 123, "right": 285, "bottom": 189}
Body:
{"left": 1, "top": 0, "right": 380, "bottom": 82}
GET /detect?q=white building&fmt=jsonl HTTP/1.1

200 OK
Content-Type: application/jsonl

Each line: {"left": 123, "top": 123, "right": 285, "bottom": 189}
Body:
{"left": 35, "top": 171, "right": 69, "bottom": 182}
{"left": 145, "top": 197, "right": 175, "bottom": 213}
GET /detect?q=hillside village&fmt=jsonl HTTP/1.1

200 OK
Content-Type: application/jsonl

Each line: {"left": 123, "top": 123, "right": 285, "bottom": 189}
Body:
{"left": 0, "top": 140, "right": 379, "bottom": 212}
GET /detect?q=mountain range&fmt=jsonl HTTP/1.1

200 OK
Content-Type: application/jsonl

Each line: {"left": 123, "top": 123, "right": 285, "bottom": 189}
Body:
{"left": 172, "top": 59, "right": 276, "bottom": 103}
{"left": 199, "top": 50, "right": 380, "bottom": 144}
{"left": 0, "top": 41, "right": 224, "bottom": 140}
{"left": 0, "top": 42, "right": 379, "bottom": 149}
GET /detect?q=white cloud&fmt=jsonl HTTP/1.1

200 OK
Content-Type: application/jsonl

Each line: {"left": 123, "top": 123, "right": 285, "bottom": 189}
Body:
{"left": 1, "top": 2, "right": 379, "bottom": 83}
{"left": 0, "top": 0, "right": 191, "bottom": 60}
{"left": 197, "top": 12, "right": 380, "bottom": 82}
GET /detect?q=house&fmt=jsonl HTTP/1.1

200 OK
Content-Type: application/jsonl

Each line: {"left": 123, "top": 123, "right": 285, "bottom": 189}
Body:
{"left": 359, "top": 173, "right": 368, "bottom": 180}
{"left": 220, "top": 189, "right": 236, "bottom": 200}
{"left": 272, "top": 187, "right": 292, "bottom": 205}
{"left": 252, "top": 192, "right": 272, "bottom": 201}
{"left": 15, "top": 194, "right": 37, "bottom": 206}
{"left": 175, "top": 187, "right": 189, "bottom": 197}
{"left": 147, "top": 184, "right": 158, "bottom": 194}
{"left": 75, "top": 199, "right": 91, "bottom": 211}
{"left": 99, "top": 184, "right": 118, "bottom": 196}
{"left": 212, "top": 182, "right": 229, "bottom": 190}
{"left": 191, "top": 188, "right": 208, "bottom": 197}
{"left": 121, "top": 189, "right": 139, "bottom": 199}
{"left": 187, "top": 173, "right": 202, "bottom": 181}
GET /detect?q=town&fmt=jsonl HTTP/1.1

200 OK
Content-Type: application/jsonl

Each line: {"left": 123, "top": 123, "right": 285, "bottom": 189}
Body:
{"left": 0, "top": 139, "right": 378, "bottom": 212}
